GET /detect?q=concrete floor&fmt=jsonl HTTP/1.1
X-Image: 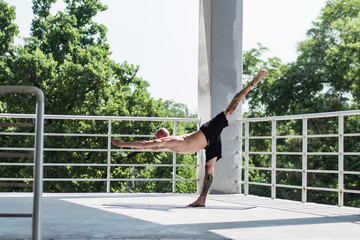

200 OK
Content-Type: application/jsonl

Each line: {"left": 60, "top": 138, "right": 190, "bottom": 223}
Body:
{"left": 0, "top": 193, "right": 360, "bottom": 240}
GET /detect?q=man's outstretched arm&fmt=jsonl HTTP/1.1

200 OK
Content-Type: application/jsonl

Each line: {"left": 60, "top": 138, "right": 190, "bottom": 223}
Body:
{"left": 224, "top": 69, "right": 268, "bottom": 120}
{"left": 111, "top": 137, "right": 179, "bottom": 151}
{"left": 112, "top": 139, "right": 162, "bottom": 150}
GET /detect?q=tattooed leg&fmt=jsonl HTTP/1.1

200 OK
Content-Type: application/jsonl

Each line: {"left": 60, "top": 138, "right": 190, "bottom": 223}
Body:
{"left": 187, "top": 158, "right": 216, "bottom": 207}
{"left": 200, "top": 166, "right": 214, "bottom": 197}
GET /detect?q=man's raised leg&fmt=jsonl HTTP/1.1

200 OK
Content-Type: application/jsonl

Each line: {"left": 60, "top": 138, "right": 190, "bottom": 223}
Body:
{"left": 224, "top": 69, "right": 268, "bottom": 120}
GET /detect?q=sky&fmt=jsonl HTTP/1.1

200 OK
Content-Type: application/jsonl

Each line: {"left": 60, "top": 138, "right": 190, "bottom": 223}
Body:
{"left": 6, "top": 0, "right": 327, "bottom": 113}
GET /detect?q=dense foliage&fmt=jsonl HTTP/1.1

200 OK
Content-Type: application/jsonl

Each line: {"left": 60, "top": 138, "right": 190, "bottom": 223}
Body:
{"left": 242, "top": 0, "right": 360, "bottom": 207}
{"left": 0, "top": 0, "right": 197, "bottom": 193}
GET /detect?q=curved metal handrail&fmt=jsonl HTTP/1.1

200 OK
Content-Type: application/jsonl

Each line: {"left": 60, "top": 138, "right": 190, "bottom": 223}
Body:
{"left": 0, "top": 86, "right": 44, "bottom": 240}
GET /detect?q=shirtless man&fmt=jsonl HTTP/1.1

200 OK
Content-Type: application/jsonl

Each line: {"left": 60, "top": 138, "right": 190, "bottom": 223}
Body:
{"left": 112, "top": 69, "right": 269, "bottom": 207}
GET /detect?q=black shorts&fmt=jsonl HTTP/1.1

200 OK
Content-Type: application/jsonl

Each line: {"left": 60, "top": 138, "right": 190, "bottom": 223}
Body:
{"left": 200, "top": 111, "right": 228, "bottom": 162}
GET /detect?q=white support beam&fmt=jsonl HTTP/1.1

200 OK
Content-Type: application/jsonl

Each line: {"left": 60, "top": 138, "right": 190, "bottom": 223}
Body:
{"left": 198, "top": 0, "right": 243, "bottom": 193}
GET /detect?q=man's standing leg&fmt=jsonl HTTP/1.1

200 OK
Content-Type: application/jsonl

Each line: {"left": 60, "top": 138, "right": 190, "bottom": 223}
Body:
{"left": 187, "top": 157, "right": 217, "bottom": 207}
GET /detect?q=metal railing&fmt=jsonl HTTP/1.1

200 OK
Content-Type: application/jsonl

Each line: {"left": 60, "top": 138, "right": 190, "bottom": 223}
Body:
{"left": 0, "top": 114, "right": 199, "bottom": 194}
{"left": 236, "top": 110, "right": 360, "bottom": 207}
{"left": 4, "top": 105, "right": 359, "bottom": 208}
{"left": 0, "top": 86, "right": 44, "bottom": 240}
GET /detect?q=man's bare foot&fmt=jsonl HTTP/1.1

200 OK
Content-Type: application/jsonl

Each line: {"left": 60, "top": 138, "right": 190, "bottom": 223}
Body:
{"left": 250, "top": 69, "right": 268, "bottom": 86}
{"left": 186, "top": 202, "right": 205, "bottom": 207}
{"left": 111, "top": 139, "right": 124, "bottom": 147}
{"left": 186, "top": 197, "right": 206, "bottom": 207}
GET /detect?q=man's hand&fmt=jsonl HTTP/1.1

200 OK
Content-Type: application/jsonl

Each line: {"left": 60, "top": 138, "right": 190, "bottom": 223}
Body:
{"left": 111, "top": 139, "right": 124, "bottom": 147}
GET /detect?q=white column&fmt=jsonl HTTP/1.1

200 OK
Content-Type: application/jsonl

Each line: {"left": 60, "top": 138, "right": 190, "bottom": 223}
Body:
{"left": 198, "top": 0, "right": 243, "bottom": 193}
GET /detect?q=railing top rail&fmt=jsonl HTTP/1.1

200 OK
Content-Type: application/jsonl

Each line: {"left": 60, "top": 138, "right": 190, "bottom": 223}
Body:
{"left": 235, "top": 109, "right": 360, "bottom": 124}
{"left": 0, "top": 113, "right": 199, "bottom": 123}
{"left": 0, "top": 86, "right": 44, "bottom": 102}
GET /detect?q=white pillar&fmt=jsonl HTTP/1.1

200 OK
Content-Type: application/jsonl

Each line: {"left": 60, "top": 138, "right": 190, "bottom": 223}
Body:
{"left": 198, "top": 0, "right": 243, "bottom": 194}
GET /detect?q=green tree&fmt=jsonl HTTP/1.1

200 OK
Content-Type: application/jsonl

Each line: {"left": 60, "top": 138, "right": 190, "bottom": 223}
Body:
{"left": 242, "top": 0, "right": 360, "bottom": 207}
{"left": 0, "top": 0, "right": 196, "bottom": 193}
{"left": 248, "top": 0, "right": 360, "bottom": 117}
{"left": 0, "top": 0, "right": 18, "bottom": 55}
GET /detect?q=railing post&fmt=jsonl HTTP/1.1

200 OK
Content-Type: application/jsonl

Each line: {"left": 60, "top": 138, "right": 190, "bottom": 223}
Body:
{"left": 302, "top": 117, "right": 308, "bottom": 203}
{"left": 271, "top": 120, "right": 277, "bottom": 199}
{"left": 33, "top": 89, "right": 44, "bottom": 240}
{"left": 172, "top": 121, "right": 178, "bottom": 193}
{"left": 196, "top": 119, "right": 204, "bottom": 194}
{"left": 0, "top": 86, "right": 44, "bottom": 240}
{"left": 107, "top": 119, "right": 112, "bottom": 193}
{"left": 338, "top": 115, "right": 344, "bottom": 206}
{"left": 244, "top": 121, "right": 249, "bottom": 195}
{"left": 237, "top": 121, "right": 243, "bottom": 194}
